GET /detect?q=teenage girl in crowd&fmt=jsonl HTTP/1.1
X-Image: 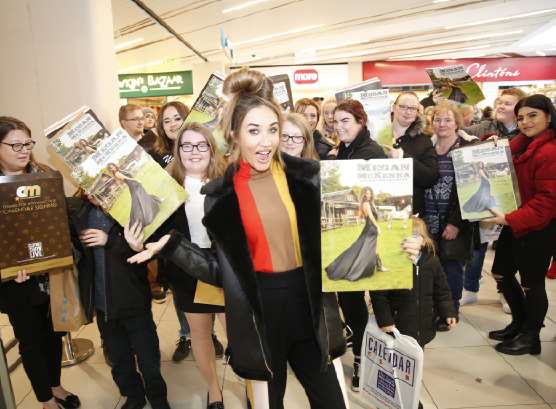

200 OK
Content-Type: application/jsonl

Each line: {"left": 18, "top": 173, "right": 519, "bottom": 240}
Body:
{"left": 330, "top": 99, "right": 386, "bottom": 391}
{"left": 295, "top": 98, "right": 335, "bottom": 159}
{"left": 0, "top": 117, "right": 80, "bottom": 409}
{"left": 151, "top": 101, "right": 189, "bottom": 168}
{"left": 279, "top": 112, "right": 319, "bottom": 160}
{"left": 157, "top": 122, "right": 227, "bottom": 408}
{"left": 318, "top": 98, "right": 338, "bottom": 143}
{"left": 130, "top": 68, "right": 349, "bottom": 409}
{"left": 486, "top": 94, "right": 556, "bottom": 355}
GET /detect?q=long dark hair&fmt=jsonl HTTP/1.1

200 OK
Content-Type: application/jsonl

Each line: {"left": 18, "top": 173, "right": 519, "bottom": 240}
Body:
{"left": 514, "top": 94, "right": 556, "bottom": 133}
{"left": 155, "top": 101, "right": 190, "bottom": 155}
{"left": 359, "top": 186, "right": 374, "bottom": 217}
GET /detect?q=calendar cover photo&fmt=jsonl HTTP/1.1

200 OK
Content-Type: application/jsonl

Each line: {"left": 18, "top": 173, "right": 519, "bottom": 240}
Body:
{"left": 321, "top": 159, "right": 413, "bottom": 292}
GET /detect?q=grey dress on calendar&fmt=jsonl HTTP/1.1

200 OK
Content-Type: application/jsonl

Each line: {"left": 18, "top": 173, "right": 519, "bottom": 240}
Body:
{"left": 124, "top": 178, "right": 161, "bottom": 227}
{"left": 326, "top": 205, "right": 378, "bottom": 281}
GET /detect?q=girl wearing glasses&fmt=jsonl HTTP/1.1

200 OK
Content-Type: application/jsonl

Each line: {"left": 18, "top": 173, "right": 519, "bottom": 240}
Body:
{"left": 389, "top": 91, "right": 439, "bottom": 217}
{"left": 153, "top": 122, "right": 227, "bottom": 408}
{"left": 279, "top": 112, "right": 319, "bottom": 160}
{"left": 0, "top": 117, "right": 81, "bottom": 409}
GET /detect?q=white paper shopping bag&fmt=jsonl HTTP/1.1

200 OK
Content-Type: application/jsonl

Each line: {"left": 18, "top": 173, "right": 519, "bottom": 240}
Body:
{"left": 360, "top": 315, "right": 424, "bottom": 409}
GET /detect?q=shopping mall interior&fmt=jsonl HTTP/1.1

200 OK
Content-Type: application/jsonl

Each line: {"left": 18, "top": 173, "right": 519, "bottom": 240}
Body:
{"left": 1, "top": 0, "right": 556, "bottom": 408}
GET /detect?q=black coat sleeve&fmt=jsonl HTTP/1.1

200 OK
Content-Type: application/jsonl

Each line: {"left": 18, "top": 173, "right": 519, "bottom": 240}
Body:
{"left": 445, "top": 184, "right": 464, "bottom": 229}
{"left": 411, "top": 138, "right": 439, "bottom": 189}
{"left": 159, "top": 231, "right": 222, "bottom": 287}
{"left": 370, "top": 290, "right": 396, "bottom": 328}
{"left": 431, "top": 256, "right": 456, "bottom": 318}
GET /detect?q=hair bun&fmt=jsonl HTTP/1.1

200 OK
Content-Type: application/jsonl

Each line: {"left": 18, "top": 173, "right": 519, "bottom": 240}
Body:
{"left": 223, "top": 68, "right": 274, "bottom": 100}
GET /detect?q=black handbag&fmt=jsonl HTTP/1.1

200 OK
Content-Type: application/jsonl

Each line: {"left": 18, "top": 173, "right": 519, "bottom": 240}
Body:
{"left": 438, "top": 233, "right": 473, "bottom": 261}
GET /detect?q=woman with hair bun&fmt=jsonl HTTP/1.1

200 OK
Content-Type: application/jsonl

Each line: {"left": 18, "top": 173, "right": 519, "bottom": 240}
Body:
{"left": 129, "top": 68, "right": 349, "bottom": 408}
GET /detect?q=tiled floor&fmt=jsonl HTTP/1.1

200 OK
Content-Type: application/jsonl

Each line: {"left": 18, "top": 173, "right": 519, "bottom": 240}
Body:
{"left": 2, "top": 249, "right": 556, "bottom": 408}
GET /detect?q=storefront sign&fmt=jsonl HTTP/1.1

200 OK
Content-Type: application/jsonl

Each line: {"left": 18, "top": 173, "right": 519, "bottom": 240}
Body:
{"left": 294, "top": 69, "right": 319, "bottom": 84}
{"left": 363, "top": 57, "right": 556, "bottom": 85}
{"left": 118, "top": 71, "right": 193, "bottom": 98}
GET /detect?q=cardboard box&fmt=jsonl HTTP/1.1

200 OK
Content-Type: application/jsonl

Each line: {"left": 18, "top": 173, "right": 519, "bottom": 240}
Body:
{"left": 0, "top": 171, "right": 73, "bottom": 281}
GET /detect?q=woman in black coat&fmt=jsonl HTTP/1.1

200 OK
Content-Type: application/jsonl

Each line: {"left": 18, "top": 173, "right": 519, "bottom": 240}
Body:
{"left": 0, "top": 116, "right": 80, "bottom": 409}
{"left": 130, "top": 69, "right": 347, "bottom": 409}
{"left": 332, "top": 99, "right": 386, "bottom": 392}
{"left": 389, "top": 92, "right": 439, "bottom": 216}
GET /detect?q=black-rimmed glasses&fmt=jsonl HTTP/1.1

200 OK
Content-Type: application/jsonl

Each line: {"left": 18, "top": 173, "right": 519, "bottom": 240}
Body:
{"left": 280, "top": 134, "right": 304, "bottom": 144}
{"left": 179, "top": 142, "right": 210, "bottom": 152}
{"left": 1, "top": 141, "right": 36, "bottom": 152}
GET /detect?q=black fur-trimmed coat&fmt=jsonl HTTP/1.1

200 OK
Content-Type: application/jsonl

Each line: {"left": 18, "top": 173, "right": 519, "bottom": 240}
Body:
{"left": 394, "top": 117, "right": 439, "bottom": 216}
{"left": 159, "top": 154, "right": 346, "bottom": 381}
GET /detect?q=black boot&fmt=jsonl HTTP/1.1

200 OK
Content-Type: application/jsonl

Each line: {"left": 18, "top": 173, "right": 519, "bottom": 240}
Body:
{"left": 495, "top": 332, "right": 541, "bottom": 355}
{"left": 488, "top": 321, "right": 522, "bottom": 341}
{"left": 352, "top": 356, "right": 361, "bottom": 392}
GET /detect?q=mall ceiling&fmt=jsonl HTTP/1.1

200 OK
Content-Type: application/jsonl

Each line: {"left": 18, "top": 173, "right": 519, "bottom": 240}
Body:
{"left": 112, "top": 0, "right": 556, "bottom": 73}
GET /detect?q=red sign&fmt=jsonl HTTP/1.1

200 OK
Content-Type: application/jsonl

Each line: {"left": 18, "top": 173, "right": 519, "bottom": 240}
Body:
{"left": 363, "top": 57, "right": 556, "bottom": 85}
{"left": 294, "top": 69, "right": 319, "bottom": 84}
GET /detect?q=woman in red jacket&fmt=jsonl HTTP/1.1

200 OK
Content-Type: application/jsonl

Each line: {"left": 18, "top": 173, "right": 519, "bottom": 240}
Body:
{"left": 486, "top": 94, "right": 556, "bottom": 355}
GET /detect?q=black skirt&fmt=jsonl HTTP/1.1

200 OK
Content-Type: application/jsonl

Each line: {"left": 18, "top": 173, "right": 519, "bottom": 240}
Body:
{"left": 170, "top": 271, "right": 225, "bottom": 314}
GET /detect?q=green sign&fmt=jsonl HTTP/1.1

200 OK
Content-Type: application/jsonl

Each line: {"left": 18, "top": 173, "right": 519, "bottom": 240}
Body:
{"left": 118, "top": 71, "right": 193, "bottom": 98}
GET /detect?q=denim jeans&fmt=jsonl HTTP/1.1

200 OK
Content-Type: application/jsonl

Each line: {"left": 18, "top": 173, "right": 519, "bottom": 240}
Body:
{"left": 171, "top": 287, "right": 191, "bottom": 338}
{"left": 440, "top": 259, "right": 466, "bottom": 314}
{"left": 97, "top": 310, "right": 170, "bottom": 409}
{"left": 464, "top": 243, "right": 488, "bottom": 292}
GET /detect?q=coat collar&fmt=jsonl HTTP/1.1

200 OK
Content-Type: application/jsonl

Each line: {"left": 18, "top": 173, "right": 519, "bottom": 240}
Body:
{"left": 430, "top": 129, "right": 478, "bottom": 146}
{"left": 511, "top": 129, "right": 555, "bottom": 164}
{"left": 337, "top": 127, "right": 371, "bottom": 157}
{"left": 200, "top": 154, "right": 320, "bottom": 317}
{"left": 405, "top": 116, "right": 425, "bottom": 138}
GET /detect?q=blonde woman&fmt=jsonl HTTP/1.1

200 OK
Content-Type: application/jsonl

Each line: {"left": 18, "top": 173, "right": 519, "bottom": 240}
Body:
{"left": 160, "top": 122, "right": 226, "bottom": 408}
{"left": 279, "top": 112, "right": 319, "bottom": 160}
{"left": 317, "top": 98, "right": 338, "bottom": 143}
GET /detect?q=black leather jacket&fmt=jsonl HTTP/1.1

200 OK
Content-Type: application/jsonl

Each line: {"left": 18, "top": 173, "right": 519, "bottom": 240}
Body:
{"left": 159, "top": 154, "right": 346, "bottom": 381}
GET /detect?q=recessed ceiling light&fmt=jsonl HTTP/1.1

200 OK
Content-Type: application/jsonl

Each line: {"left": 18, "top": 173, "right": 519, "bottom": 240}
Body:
{"left": 222, "top": 0, "right": 270, "bottom": 14}
{"left": 233, "top": 24, "right": 325, "bottom": 46}
{"left": 388, "top": 44, "right": 491, "bottom": 59}
{"left": 114, "top": 37, "right": 144, "bottom": 51}
{"left": 445, "top": 9, "right": 556, "bottom": 29}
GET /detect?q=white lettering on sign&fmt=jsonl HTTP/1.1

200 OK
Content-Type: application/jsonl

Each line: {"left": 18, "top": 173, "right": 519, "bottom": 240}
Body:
{"left": 28, "top": 242, "right": 44, "bottom": 259}
{"left": 16, "top": 185, "right": 41, "bottom": 199}
{"left": 147, "top": 74, "right": 184, "bottom": 90}
{"left": 293, "top": 69, "right": 319, "bottom": 84}
{"left": 466, "top": 63, "right": 520, "bottom": 80}
{"left": 118, "top": 77, "right": 145, "bottom": 91}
